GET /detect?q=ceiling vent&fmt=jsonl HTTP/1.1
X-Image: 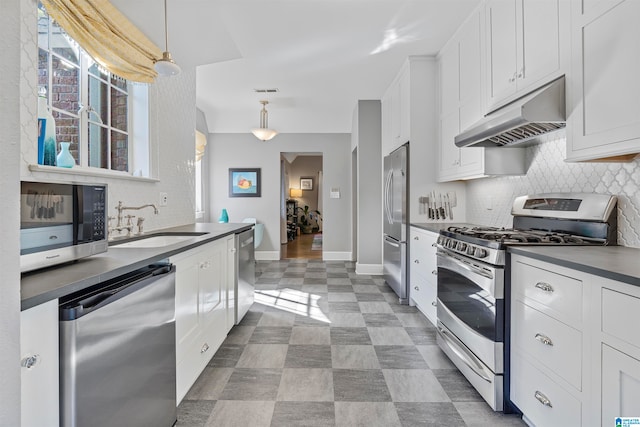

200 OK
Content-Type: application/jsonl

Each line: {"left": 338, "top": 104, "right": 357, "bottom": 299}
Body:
{"left": 254, "top": 88, "right": 279, "bottom": 93}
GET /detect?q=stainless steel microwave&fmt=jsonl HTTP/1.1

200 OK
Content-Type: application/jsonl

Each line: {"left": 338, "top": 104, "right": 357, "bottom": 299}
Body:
{"left": 20, "top": 180, "right": 107, "bottom": 272}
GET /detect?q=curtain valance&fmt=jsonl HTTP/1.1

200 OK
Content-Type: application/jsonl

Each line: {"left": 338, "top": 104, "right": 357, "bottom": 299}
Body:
{"left": 41, "top": 0, "right": 162, "bottom": 83}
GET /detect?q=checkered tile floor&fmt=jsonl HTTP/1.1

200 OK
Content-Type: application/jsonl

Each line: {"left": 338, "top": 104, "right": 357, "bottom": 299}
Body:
{"left": 177, "top": 260, "right": 525, "bottom": 426}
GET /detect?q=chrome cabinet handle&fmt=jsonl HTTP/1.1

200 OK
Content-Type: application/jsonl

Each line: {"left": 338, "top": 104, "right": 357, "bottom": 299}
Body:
{"left": 534, "top": 390, "right": 553, "bottom": 408}
{"left": 414, "top": 236, "right": 419, "bottom": 240}
{"left": 535, "top": 282, "right": 554, "bottom": 293}
{"left": 432, "top": 301, "right": 437, "bottom": 307}
{"left": 201, "top": 343, "right": 210, "bottom": 354}
{"left": 414, "top": 259, "right": 420, "bottom": 264}
{"left": 21, "top": 354, "right": 40, "bottom": 369}
{"left": 431, "top": 270, "right": 437, "bottom": 275}
{"left": 517, "top": 67, "right": 524, "bottom": 79}
{"left": 414, "top": 286, "right": 420, "bottom": 291}
{"left": 431, "top": 243, "right": 437, "bottom": 247}
{"left": 535, "top": 333, "right": 554, "bottom": 346}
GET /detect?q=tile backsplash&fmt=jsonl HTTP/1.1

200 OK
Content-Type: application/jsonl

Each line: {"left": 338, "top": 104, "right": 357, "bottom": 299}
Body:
{"left": 466, "top": 135, "right": 640, "bottom": 248}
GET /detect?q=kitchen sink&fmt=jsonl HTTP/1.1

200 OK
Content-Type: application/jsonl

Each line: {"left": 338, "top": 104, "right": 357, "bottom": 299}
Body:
{"left": 110, "top": 232, "right": 209, "bottom": 248}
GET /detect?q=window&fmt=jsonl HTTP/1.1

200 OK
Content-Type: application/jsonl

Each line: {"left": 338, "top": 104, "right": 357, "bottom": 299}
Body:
{"left": 37, "top": 3, "right": 148, "bottom": 174}
{"left": 195, "top": 130, "right": 208, "bottom": 220}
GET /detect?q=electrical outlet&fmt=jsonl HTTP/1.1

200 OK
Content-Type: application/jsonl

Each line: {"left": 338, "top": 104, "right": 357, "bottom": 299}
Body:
{"left": 159, "top": 192, "right": 168, "bottom": 206}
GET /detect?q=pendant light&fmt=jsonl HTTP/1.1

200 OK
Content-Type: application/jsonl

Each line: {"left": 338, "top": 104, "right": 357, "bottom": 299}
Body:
{"left": 154, "top": 0, "right": 181, "bottom": 76}
{"left": 251, "top": 100, "right": 278, "bottom": 141}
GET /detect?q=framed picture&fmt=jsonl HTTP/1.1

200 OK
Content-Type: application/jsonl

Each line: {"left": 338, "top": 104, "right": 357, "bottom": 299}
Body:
{"left": 229, "top": 168, "right": 261, "bottom": 197}
{"left": 300, "top": 177, "right": 313, "bottom": 191}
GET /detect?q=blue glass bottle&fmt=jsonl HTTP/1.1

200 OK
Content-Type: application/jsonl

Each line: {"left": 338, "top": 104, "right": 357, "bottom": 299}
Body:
{"left": 218, "top": 208, "right": 229, "bottom": 223}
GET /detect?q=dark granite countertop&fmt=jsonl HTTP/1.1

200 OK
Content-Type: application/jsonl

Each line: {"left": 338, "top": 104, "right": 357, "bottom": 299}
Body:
{"left": 508, "top": 245, "right": 640, "bottom": 287}
{"left": 20, "top": 223, "right": 252, "bottom": 310}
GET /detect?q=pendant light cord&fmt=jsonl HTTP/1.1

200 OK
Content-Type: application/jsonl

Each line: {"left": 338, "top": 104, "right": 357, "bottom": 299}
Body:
{"left": 163, "top": 0, "right": 169, "bottom": 52}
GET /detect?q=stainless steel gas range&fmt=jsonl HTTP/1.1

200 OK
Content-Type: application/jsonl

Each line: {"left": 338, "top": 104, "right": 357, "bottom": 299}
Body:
{"left": 435, "top": 193, "right": 618, "bottom": 412}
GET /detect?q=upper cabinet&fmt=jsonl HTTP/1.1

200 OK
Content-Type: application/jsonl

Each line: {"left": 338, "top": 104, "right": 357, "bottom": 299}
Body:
{"left": 485, "top": 0, "right": 569, "bottom": 111}
{"left": 566, "top": 0, "right": 640, "bottom": 162}
{"left": 437, "top": 8, "right": 526, "bottom": 182}
{"left": 382, "top": 64, "right": 411, "bottom": 155}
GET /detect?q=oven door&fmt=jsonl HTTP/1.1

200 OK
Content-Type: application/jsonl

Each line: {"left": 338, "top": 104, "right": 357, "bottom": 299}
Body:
{"left": 436, "top": 248, "right": 504, "bottom": 373}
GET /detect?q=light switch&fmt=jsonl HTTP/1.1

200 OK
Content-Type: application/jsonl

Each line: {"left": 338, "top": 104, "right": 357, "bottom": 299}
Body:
{"left": 330, "top": 188, "right": 340, "bottom": 199}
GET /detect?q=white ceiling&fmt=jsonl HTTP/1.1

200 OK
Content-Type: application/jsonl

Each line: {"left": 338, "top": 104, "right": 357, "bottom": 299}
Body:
{"left": 112, "top": 0, "right": 481, "bottom": 134}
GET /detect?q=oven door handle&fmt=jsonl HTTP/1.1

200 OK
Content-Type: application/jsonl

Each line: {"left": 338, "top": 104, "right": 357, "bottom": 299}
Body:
{"left": 436, "top": 251, "right": 494, "bottom": 280}
{"left": 437, "top": 326, "right": 492, "bottom": 383}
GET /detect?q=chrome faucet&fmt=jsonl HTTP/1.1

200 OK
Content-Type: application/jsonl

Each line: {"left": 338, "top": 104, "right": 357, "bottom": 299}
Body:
{"left": 113, "top": 201, "right": 159, "bottom": 236}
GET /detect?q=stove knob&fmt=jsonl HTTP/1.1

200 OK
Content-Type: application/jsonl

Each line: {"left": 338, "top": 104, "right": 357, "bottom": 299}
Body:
{"left": 437, "top": 236, "right": 444, "bottom": 246}
{"left": 457, "top": 242, "right": 467, "bottom": 252}
{"left": 467, "top": 245, "right": 475, "bottom": 256}
{"left": 448, "top": 240, "right": 456, "bottom": 249}
{"left": 474, "top": 248, "right": 488, "bottom": 258}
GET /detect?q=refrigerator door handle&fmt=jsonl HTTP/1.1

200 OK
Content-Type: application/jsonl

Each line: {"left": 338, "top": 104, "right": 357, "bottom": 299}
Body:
{"left": 384, "top": 236, "right": 400, "bottom": 248}
{"left": 384, "top": 169, "right": 394, "bottom": 224}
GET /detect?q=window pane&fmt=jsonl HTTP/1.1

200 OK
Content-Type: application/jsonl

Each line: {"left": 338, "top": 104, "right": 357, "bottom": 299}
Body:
{"left": 88, "top": 62, "right": 108, "bottom": 80}
{"left": 88, "top": 75, "right": 108, "bottom": 124}
{"left": 38, "top": 48, "right": 49, "bottom": 97}
{"left": 37, "top": 5, "right": 49, "bottom": 50}
{"left": 111, "top": 131, "right": 129, "bottom": 172}
{"left": 88, "top": 123, "right": 108, "bottom": 168}
{"left": 50, "top": 20, "right": 79, "bottom": 65}
{"left": 111, "top": 75, "right": 127, "bottom": 91}
{"left": 111, "top": 87, "right": 128, "bottom": 132}
{"left": 51, "top": 56, "right": 79, "bottom": 115}
{"left": 52, "top": 111, "right": 79, "bottom": 164}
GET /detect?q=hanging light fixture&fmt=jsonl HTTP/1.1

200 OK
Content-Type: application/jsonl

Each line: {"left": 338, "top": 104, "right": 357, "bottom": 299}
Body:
{"left": 251, "top": 100, "right": 278, "bottom": 141}
{"left": 154, "top": 0, "right": 181, "bottom": 76}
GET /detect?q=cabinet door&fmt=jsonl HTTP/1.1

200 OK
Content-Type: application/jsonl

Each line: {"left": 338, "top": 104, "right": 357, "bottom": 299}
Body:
{"left": 486, "top": 0, "right": 518, "bottom": 107}
{"left": 21, "top": 300, "right": 59, "bottom": 427}
{"left": 601, "top": 344, "right": 640, "bottom": 423}
{"left": 381, "top": 92, "right": 393, "bottom": 155}
{"left": 568, "top": 0, "right": 640, "bottom": 161}
{"left": 459, "top": 10, "right": 483, "bottom": 132}
{"left": 518, "top": 0, "right": 561, "bottom": 91}
{"left": 174, "top": 251, "right": 201, "bottom": 364}
{"left": 439, "top": 43, "right": 459, "bottom": 116}
{"left": 438, "top": 110, "right": 461, "bottom": 180}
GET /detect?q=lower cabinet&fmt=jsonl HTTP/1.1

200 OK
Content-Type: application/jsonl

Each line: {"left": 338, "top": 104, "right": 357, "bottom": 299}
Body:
{"left": 510, "top": 253, "right": 640, "bottom": 426}
{"left": 172, "top": 235, "right": 235, "bottom": 404}
{"left": 20, "top": 299, "right": 59, "bottom": 427}
{"left": 409, "top": 227, "right": 438, "bottom": 325}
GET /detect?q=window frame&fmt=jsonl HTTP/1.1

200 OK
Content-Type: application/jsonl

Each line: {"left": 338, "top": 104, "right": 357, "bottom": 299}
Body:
{"left": 37, "top": 4, "right": 148, "bottom": 177}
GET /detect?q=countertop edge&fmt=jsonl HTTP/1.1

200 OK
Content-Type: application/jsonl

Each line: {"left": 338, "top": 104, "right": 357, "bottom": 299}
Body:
{"left": 508, "top": 246, "right": 640, "bottom": 287}
{"left": 21, "top": 223, "right": 252, "bottom": 310}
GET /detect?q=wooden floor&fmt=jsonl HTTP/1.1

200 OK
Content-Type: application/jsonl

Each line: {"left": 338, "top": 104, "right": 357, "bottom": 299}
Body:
{"left": 282, "top": 232, "right": 322, "bottom": 259}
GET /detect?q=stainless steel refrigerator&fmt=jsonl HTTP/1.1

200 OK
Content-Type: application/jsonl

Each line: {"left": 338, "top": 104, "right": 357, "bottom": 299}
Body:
{"left": 383, "top": 143, "right": 409, "bottom": 304}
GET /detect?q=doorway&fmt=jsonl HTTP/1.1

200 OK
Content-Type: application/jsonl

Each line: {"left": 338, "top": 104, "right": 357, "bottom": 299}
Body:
{"left": 281, "top": 153, "right": 323, "bottom": 260}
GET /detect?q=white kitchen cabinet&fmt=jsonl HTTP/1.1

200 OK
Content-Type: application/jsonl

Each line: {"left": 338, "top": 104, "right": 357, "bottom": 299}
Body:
{"left": 381, "top": 63, "right": 410, "bottom": 155}
{"left": 409, "top": 227, "right": 438, "bottom": 325}
{"left": 567, "top": 0, "right": 640, "bottom": 161}
{"left": 437, "top": 8, "right": 526, "bottom": 182}
{"left": 510, "top": 253, "right": 640, "bottom": 426}
{"left": 485, "top": 0, "right": 568, "bottom": 111}
{"left": 172, "top": 235, "right": 235, "bottom": 404}
{"left": 20, "top": 299, "right": 59, "bottom": 427}
{"left": 510, "top": 254, "right": 588, "bottom": 426}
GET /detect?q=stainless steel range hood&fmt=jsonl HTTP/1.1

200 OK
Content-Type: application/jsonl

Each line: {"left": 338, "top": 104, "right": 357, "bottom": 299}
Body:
{"left": 455, "top": 77, "right": 566, "bottom": 148}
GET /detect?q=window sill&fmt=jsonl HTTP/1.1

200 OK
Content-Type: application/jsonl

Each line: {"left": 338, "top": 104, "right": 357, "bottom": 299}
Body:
{"left": 28, "top": 164, "right": 160, "bottom": 182}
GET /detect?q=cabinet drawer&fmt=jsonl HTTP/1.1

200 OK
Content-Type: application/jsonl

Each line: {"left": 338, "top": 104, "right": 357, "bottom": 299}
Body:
{"left": 511, "top": 350, "right": 581, "bottom": 427}
{"left": 409, "top": 229, "right": 438, "bottom": 278}
{"left": 602, "top": 288, "right": 640, "bottom": 350}
{"left": 511, "top": 259, "right": 583, "bottom": 326}
{"left": 410, "top": 272, "right": 437, "bottom": 326}
{"left": 512, "top": 300, "right": 582, "bottom": 390}
{"left": 601, "top": 344, "right": 640, "bottom": 423}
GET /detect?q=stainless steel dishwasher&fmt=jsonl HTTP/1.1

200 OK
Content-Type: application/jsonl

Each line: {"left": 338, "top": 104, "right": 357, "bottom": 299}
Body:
{"left": 235, "top": 228, "right": 255, "bottom": 324}
{"left": 59, "top": 263, "right": 177, "bottom": 427}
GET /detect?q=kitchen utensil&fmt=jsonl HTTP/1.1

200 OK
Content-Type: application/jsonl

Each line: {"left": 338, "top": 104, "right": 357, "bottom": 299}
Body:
{"left": 439, "top": 193, "right": 445, "bottom": 219}
{"left": 434, "top": 191, "right": 440, "bottom": 220}
{"left": 446, "top": 193, "right": 453, "bottom": 219}
{"left": 48, "top": 191, "right": 55, "bottom": 218}
{"left": 27, "top": 190, "right": 35, "bottom": 219}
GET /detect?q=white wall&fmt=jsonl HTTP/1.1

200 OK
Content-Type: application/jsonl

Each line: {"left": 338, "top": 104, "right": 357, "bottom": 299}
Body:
{"left": 208, "top": 133, "right": 351, "bottom": 260}
{"left": 466, "top": 135, "right": 640, "bottom": 248}
{"left": 0, "top": 0, "right": 23, "bottom": 423}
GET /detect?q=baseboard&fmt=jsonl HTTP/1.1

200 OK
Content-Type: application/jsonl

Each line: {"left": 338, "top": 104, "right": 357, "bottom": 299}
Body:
{"left": 255, "top": 251, "right": 280, "bottom": 261}
{"left": 355, "top": 263, "right": 383, "bottom": 275}
{"left": 323, "top": 251, "right": 353, "bottom": 261}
